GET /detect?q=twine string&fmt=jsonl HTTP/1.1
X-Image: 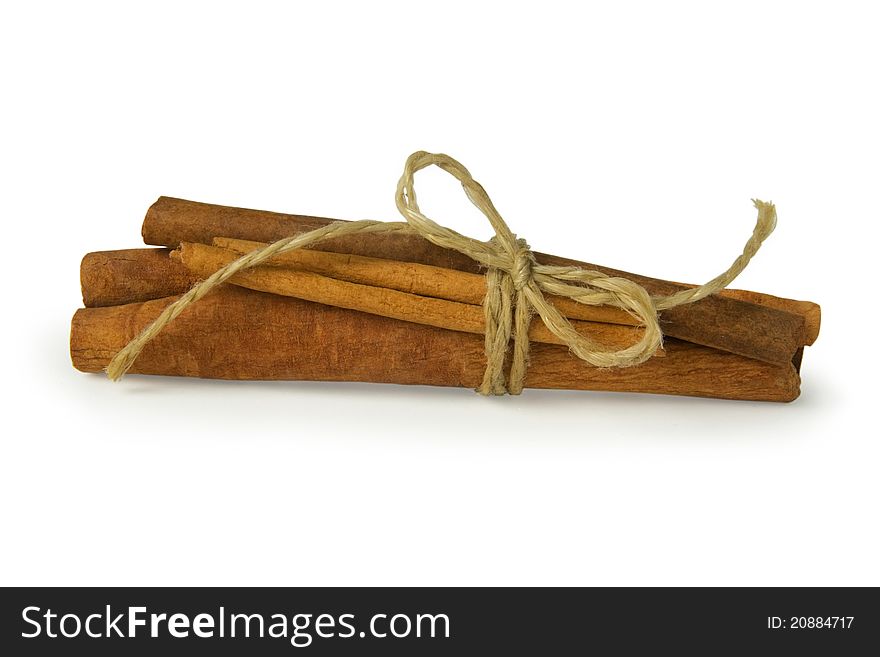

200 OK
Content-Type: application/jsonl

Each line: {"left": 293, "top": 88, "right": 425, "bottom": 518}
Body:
{"left": 107, "top": 151, "right": 777, "bottom": 394}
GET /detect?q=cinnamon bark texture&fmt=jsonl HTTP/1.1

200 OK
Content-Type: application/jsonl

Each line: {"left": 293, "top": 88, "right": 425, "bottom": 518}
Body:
{"left": 80, "top": 245, "right": 821, "bottom": 345}
{"left": 172, "top": 242, "right": 662, "bottom": 355}
{"left": 70, "top": 286, "right": 800, "bottom": 402}
{"left": 142, "top": 197, "right": 808, "bottom": 365}
{"left": 80, "top": 248, "right": 198, "bottom": 307}
{"left": 213, "top": 237, "right": 637, "bottom": 326}
{"left": 709, "top": 290, "right": 820, "bottom": 346}
{"left": 79, "top": 246, "right": 820, "bottom": 349}
{"left": 218, "top": 237, "right": 821, "bottom": 345}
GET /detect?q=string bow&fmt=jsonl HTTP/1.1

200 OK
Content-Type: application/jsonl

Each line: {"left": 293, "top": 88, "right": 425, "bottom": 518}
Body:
{"left": 395, "top": 152, "right": 775, "bottom": 394}
{"left": 108, "top": 151, "right": 777, "bottom": 394}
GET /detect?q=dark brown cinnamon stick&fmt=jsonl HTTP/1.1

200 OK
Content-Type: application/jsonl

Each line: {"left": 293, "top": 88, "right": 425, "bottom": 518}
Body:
{"left": 141, "top": 196, "right": 808, "bottom": 366}
{"left": 70, "top": 286, "right": 800, "bottom": 401}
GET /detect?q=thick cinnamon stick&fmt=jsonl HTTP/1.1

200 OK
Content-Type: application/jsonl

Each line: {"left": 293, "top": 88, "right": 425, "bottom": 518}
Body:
{"left": 70, "top": 286, "right": 800, "bottom": 401}
{"left": 173, "top": 242, "right": 662, "bottom": 355}
{"left": 141, "top": 196, "right": 809, "bottom": 365}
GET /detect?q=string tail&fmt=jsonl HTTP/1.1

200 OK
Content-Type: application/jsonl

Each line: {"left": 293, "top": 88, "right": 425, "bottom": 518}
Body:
{"left": 653, "top": 199, "right": 777, "bottom": 311}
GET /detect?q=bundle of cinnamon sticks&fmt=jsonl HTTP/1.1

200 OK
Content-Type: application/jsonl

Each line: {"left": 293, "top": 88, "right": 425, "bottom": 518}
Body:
{"left": 71, "top": 196, "right": 820, "bottom": 401}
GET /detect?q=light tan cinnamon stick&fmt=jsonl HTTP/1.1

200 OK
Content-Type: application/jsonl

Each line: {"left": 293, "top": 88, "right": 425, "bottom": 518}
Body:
{"left": 215, "top": 236, "right": 821, "bottom": 344}
{"left": 70, "top": 286, "right": 800, "bottom": 401}
{"left": 173, "top": 242, "right": 662, "bottom": 355}
{"left": 213, "top": 237, "right": 638, "bottom": 326}
{"left": 141, "top": 196, "right": 810, "bottom": 365}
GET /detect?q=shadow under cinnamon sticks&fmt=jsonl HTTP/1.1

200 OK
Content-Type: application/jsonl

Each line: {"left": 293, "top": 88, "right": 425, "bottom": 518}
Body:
{"left": 70, "top": 286, "right": 800, "bottom": 402}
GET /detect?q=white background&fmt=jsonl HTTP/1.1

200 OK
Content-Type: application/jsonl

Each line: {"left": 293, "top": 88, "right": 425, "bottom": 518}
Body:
{"left": 1, "top": 1, "right": 877, "bottom": 586}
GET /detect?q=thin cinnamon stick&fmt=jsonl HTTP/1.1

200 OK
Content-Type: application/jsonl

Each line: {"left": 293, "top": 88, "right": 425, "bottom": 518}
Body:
{"left": 213, "top": 237, "right": 638, "bottom": 326}
{"left": 173, "top": 242, "right": 662, "bottom": 355}
{"left": 214, "top": 236, "right": 822, "bottom": 344}
{"left": 141, "top": 196, "right": 808, "bottom": 365}
{"left": 70, "top": 286, "right": 800, "bottom": 402}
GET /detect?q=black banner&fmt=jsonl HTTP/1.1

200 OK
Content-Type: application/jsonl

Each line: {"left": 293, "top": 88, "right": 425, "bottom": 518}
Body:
{"left": 1, "top": 587, "right": 875, "bottom": 655}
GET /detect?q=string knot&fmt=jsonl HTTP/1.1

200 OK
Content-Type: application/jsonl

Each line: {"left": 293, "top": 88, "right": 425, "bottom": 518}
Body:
{"left": 510, "top": 238, "right": 534, "bottom": 291}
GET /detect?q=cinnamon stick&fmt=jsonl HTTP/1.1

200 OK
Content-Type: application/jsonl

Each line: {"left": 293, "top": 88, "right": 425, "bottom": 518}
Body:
{"left": 213, "top": 237, "right": 637, "bottom": 326}
{"left": 141, "top": 196, "right": 809, "bottom": 365}
{"left": 80, "top": 248, "right": 198, "bottom": 307}
{"left": 706, "top": 289, "right": 819, "bottom": 346}
{"left": 70, "top": 286, "right": 800, "bottom": 402}
{"left": 215, "top": 236, "right": 821, "bottom": 344}
{"left": 78, "top": 246, "right": 821, "bottom": 350}
{"left": 172, "top": 242, "right": 662, "bottom": 356}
